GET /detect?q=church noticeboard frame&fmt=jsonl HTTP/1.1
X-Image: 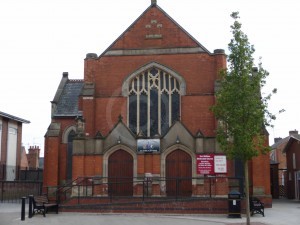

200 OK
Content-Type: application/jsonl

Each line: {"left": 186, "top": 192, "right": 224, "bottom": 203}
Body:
{"left": 214, "top": 155, "right": 227, "bottom": 173}
{"left": 197, "top": 154, "right": 227, "bottom": 175}
{"left": 137, "top": 139, "right": 160, "bottom": 153}
{"left": 197, "top": 154, "right": 214, "bottom": 175}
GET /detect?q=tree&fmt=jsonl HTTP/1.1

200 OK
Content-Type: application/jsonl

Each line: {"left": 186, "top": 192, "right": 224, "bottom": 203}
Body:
{"left": 211, "top": 12, "right": 276, "bottom": 225}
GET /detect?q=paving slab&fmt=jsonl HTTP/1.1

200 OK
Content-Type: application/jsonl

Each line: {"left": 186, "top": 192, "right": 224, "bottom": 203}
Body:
{"left": 0, "top": 199, "right": 299, "bottom": 225}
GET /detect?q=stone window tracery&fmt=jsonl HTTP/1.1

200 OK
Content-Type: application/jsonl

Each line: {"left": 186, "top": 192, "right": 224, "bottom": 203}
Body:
{"left": 128, "top": 67, "right": 180, "bottom": 137}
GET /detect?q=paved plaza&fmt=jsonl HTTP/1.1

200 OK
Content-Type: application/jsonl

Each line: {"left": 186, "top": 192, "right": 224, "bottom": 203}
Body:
{"left": 0, "top": 199, "right": 299, "bottom": 225}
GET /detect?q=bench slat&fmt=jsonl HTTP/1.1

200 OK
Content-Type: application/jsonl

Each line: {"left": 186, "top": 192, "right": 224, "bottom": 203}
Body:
{"left": 249, "top": 197, "right": 264, "bottom": 217}
{"left": 32, "top": 195, "right": 59, "bottom": 217}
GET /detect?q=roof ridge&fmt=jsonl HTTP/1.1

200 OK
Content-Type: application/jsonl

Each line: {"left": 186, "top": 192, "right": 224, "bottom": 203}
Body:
{"left": 0, "top": 111, "right": 30, "bottom": 124}
{"left": 68, "top": 79, "right": 84, "bottom": 83}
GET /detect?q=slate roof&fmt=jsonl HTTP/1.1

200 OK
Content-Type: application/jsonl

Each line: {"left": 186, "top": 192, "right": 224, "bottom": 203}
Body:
{"left": 53, "top": 80, "right": 84, "bottom": 117}
{"left": 271, "top": 137, "right": 289, "bottom": 149}
{"left": 283, "top": 136, "right": 300, "bottom": 153}
{"left": 271, "top": 134, "right": 300, "bottom": 149}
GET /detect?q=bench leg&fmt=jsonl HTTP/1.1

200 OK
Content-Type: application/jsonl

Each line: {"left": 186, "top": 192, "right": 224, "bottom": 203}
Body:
{"left": 252, "top": 208, "right": 264, "bottom": 217}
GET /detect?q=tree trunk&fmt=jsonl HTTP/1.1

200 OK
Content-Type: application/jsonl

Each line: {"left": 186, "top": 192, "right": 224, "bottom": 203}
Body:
{"left": 244, "top": 160, "right": 250, "bottom": 225}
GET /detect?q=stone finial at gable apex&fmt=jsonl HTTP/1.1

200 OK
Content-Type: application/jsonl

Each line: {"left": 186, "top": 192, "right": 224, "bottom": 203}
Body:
{"left": 95, "top": 131, "right": 104, "bottom": 139}
{"left": 196, "top": 130, "right": 204, "bottom": 138}
{"left": 118, "top": 114, "right": 123, "bottom": 122}
{"left": 151, "top": 0, "right": 157, "bottom": 6}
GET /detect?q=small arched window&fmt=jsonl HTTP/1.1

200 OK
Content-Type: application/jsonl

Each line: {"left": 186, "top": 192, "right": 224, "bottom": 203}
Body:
{"left": 128, "top": 67, "right": 181, "bottom": 137}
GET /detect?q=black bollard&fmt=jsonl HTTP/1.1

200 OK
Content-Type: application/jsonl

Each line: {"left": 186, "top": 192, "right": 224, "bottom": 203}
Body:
{"left": 28, "top": 195, "right": 33, "bottom": 218}
{"left": 21, "top": 197, "right": 26, "bottom": 221}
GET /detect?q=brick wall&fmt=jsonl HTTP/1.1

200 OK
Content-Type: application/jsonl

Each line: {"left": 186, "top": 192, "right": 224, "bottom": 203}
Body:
{"left": 111, "top": 7, "right": 199, "bottom": 50}
{"left": 84, "top": 53, "right": 221, "bottom": 137}
{"left": 286, "top": 139, "right": 300, "bottom": 199}
{"left": 44, "top": 4, "right": 271, "bottom": 205}
{"left": 0, "top": 118, "right": 8, "bottom": 164}
{"left": 43, "top": 136, "right": 60, "bottom": 187}
{"left": 61, "top": 198, "right": 234, "bottom": 214}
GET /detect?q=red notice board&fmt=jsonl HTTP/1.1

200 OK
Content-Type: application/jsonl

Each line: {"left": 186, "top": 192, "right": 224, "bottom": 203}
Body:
{"left": 197, "top": 154, "right": 227, "bottom": 175}
{"left": 196, "top": 154, "right": 214, "bottom": 175}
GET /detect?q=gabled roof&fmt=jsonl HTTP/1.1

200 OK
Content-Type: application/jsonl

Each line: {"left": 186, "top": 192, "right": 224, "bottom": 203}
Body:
{"left": 161, "top": 120, "right": 195, "bottom": 151}
{"left": 0, "top": 111, "right": 30, "bottom": 124}
{"left": 103, "top": 117, "right": 137, "bottom": 151}
{"left": 271, "top": 136, "right": 289, "bottom": 149}
{"left": 53, "top": 79, "right": 84, "bottom": 117}
{"left": 99, "top": 3, "right": 211, "bottom": 58}
{"left": 283, "top": 136, "right": 300, "bottom": 153}
{"left": 271, "top": 134, "right": 300, "bottom": 150}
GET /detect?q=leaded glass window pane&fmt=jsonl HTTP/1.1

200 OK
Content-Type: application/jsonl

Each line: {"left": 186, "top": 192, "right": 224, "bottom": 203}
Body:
{"left": 150, "top": 68, "right": 158, "bottom": 76}
{"left": 150, "top": 88, "right": 159, "bottom": 136}
{"left": 165, "top": 74, "right": 169, "bottom": 90}
{"left": 160, "top": 71, "right": 164, "bottom": 88}
{"left": 161, "top": 92, "right": 169, "bottom": 136}
{"left": 171, "top": 77, "right": 175, "bottom": 90}
{"left": 129, "top": 94, "right": 137, "bottom": 133}
{"left": 144, "top": 73, "right": 148, "bottom": 92}
{"left": 140, "top": 93, "right": 148, "bottom": 135}
{"left": 172, "top": 92, "right": 180, "bottom": 122}
{"left": 134, "top": 78, "right": 138, "bottom": 91}
{"left": 128, "top": 67, "right": 181, "bottom": 137}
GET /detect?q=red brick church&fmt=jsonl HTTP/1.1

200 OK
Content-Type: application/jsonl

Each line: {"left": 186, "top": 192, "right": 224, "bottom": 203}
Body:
{"left": 44, "top": 1, "right": 271, "bottom": 205}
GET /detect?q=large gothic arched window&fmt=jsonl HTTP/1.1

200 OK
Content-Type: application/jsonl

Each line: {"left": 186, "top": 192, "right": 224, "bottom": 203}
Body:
{"left": 128, "top": 66, "right": 181, "bottom": 137}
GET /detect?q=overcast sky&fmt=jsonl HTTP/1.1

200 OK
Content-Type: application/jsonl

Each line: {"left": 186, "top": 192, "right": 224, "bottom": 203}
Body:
{"left": 0, "top": 0, "right": 299, "bottom": 154}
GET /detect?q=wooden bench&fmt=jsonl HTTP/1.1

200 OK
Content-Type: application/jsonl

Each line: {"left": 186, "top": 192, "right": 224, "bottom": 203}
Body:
{"left": 249, "top": 197, "right": 264, "bottom": 217}
{"left": 32, "top": 195, "right": 59, "bottom": 217}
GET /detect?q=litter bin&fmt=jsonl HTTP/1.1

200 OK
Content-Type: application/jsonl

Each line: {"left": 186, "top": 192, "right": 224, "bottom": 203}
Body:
{"left": 228, "top": 190, "right": 241, "bottom": 218}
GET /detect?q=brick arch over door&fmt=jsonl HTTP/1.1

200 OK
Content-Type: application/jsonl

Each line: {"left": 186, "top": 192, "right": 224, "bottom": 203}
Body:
{"left": 108, "top": 149, "right": 133, "bottom": 196}
{"left": 166, "top": 149, "right": 192, "bottom": 196}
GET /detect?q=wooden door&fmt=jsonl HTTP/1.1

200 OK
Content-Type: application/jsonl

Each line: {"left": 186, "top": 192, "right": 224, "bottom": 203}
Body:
{"left": 166, "top": 150, "right": 192, "bottom": 196}
{"left": 108, "top": 150, "right": 133, "bottom": 196}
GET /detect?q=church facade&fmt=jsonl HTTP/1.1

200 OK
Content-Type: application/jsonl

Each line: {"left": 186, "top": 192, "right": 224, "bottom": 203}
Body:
{"left": 44, "top": 2, "right": 271, "bottom": 202}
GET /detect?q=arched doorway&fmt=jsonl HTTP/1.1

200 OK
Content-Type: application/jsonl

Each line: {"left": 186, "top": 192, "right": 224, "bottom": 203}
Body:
{"left": 166, "top": 149, "right": 192, "bottom": 196}
{"left": 108, "top": 150, "right": 133, "bottom": 196}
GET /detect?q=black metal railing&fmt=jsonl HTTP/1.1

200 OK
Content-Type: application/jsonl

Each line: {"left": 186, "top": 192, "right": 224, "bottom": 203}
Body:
{"left": 51, "top": 176, "right": 244, "bottom": 205}
{"left": 0, "top": 180, "right": 43, "bottom": 203}
{"left": 0, "top": 164, "right": 43, "bottom": 181}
